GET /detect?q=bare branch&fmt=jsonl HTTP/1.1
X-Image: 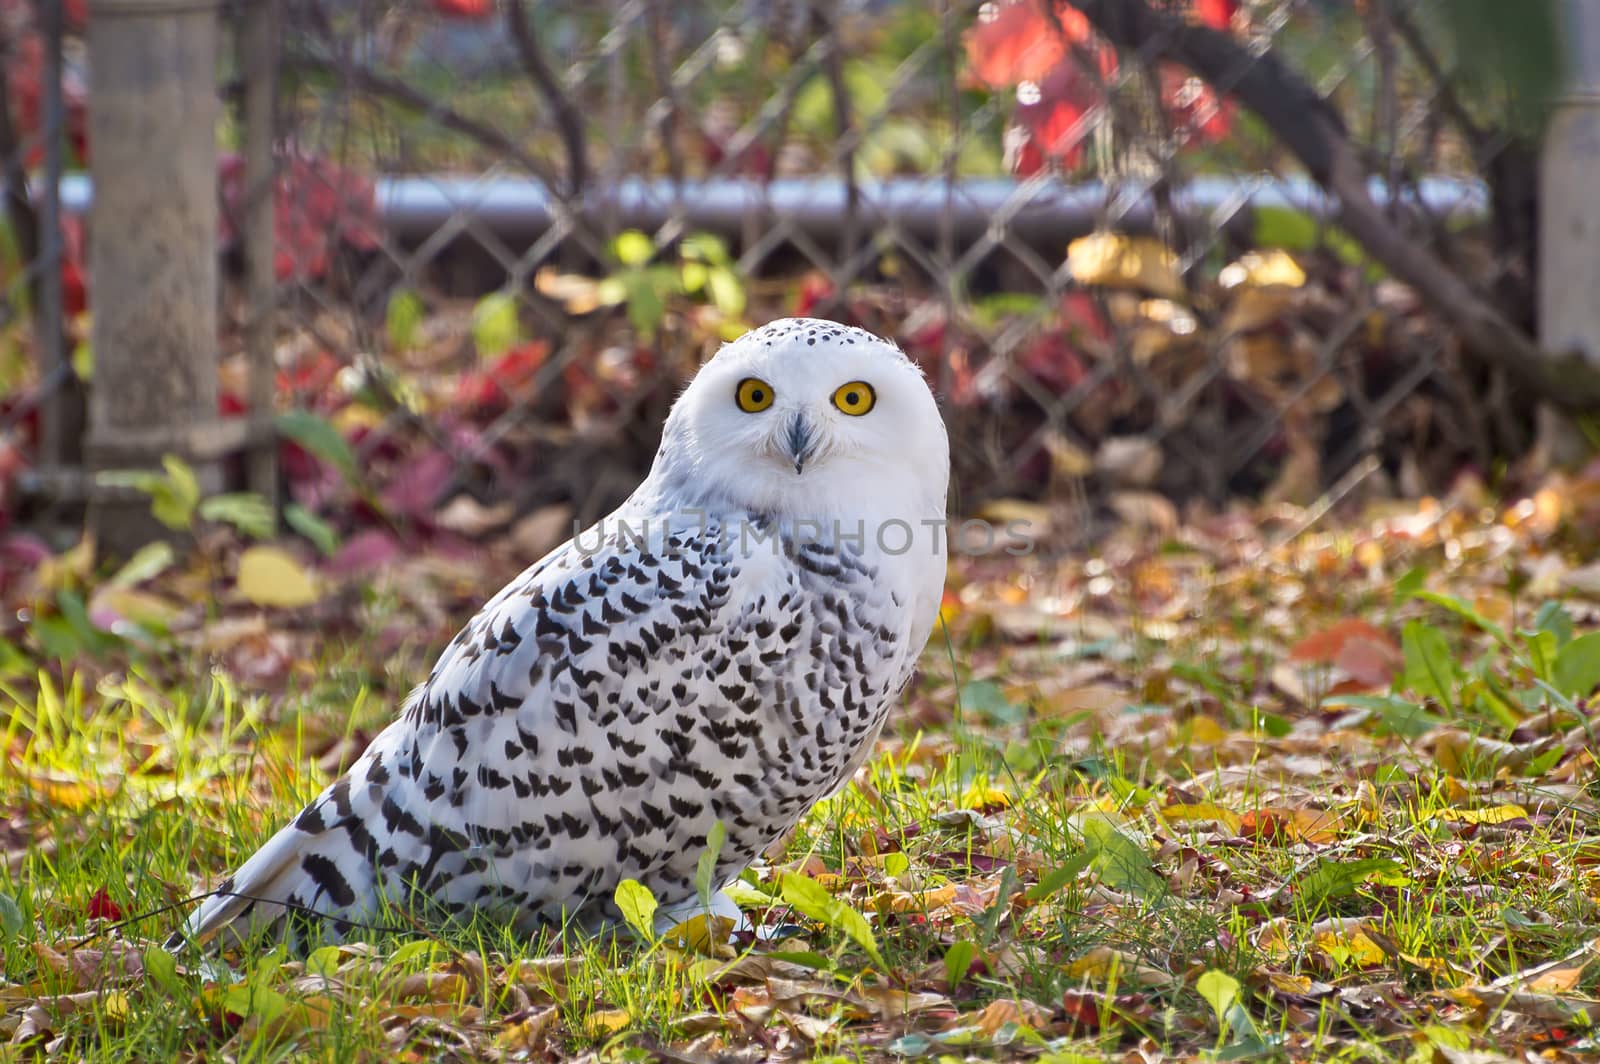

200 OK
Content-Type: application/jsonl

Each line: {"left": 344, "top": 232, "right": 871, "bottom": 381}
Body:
{"left": 504, "top": 0, "right": 591, "bottom": 201}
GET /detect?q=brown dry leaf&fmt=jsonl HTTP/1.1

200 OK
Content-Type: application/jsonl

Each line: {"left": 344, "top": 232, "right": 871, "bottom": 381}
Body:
{"left": 1433, "top": 730, "right": 1551, "bottom": 776}
{"left": 534, "top": 267, "right": 607, "bottom": 314}
{"left": 1240, "top": 806, "right": 1343, "bottom": 845}
{"left": 10, "top": 990, "right": 104, "bottom": 1047}
{"left": 390, "top": 971, "right": 468, "bottom": 1003}
{"left": 236, "top": 995, "right": 339, "bottom": 1044}
{"left": 1487, "top": 937, "right": 1600, "bottom": 993}
{"left": 1067, "top": 233, "right": 1184, "bottom": 300}
{"left": 30, "top": 941, "right": 142, "bottom": 989}
{"left": 960, "top": 997, "right": 1053, "bottom": 1036}
{"left": 1107, "top": 491, "right": 1179, "bottom": 536}
{"left": 854, "top": 986, "right": 951, "bottom": 1018}
{"left": 1445, "top": 986, "right": 1596, "bottom": 1024}
{"left": 434, "top": 496, "right": 515, "bottom": 537}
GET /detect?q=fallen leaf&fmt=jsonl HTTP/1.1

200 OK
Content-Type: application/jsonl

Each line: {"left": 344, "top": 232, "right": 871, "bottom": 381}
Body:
{"left": 236, "top": 545, "right": 320, "bottom": 608}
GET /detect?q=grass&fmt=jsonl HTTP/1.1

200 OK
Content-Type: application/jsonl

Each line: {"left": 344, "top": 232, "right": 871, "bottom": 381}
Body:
{"left": 3, "top": 490, "right": 1600, "bottom": 1061}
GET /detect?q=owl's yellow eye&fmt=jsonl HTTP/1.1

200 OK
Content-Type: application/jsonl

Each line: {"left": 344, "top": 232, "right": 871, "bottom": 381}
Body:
{"left": 736, "top": 377, "right": 775, "bottom": 413}
{"left": 831, "top": 381, "right": 876, "bottom": 416}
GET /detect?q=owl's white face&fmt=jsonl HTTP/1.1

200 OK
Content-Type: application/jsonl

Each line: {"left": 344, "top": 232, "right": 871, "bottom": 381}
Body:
{"left": 648, "top": 318, "right": 949, "bottom": 523}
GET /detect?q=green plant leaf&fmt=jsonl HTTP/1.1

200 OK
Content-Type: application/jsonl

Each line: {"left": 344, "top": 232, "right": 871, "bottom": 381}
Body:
{"left": 613, "top": 230, "right": 655, "bottom": 267}
{"left": 276, "top": 411, "right": 359, "bottom": 483}
{"left": 706, "top": 266, "right": 746, "bottom": 317}
{"left": 285, "top": 504, "right": 341, "bottom": 556}
{"left": 107, "top": 542, "right": 176, "bottom": 588}
{"left": 1196, "top": 969, "right": 1240, "bottom": 1027}
{"left": 1023, "top": 852, "right": 1091, "bottom": 902}
{"left": 695, "top": 820, "right": 727, "bottom": 910}
{"left": 471, "top": 292, "right": 521, "bottom": 359}
{"left": 386, "top": 289, "right": 426, "bottom": 351}
{"left": 143, "top": 947, "right": 184, "bottom": 995}
{"left": 614, "top": 878, "right": 659, "bottom": 940}
{"left": 1296, "top": 857, "right": 1404, "bottom": 910}
{"left": 151, "top": 455, "right": 202, "bottom": 530}
{"left": 1081, "top": 818, "right": 1162, "bottom": 899}
{"left": 1553, "top": 631, "right": 1600, "bottom": 698}
{"left": 1414, "top": 590, "right": 1510, "bottom": 646}
{"left": 1534, "top": 601, "right": 1575, "bottom": 646}
{"left": 779, "top": 872, "right": 885, "bottom": 968}
{"left": 943, "top": 940, "right": 976, "bottom": 990}
{"left": 1400, "top": 620, "right": 1458, "bottom": 711}
{"left": 0, "top": 891, "right": 22, "bottom": 940}
{"left": 199, "top": 492, "right": 275, "bottom": 540}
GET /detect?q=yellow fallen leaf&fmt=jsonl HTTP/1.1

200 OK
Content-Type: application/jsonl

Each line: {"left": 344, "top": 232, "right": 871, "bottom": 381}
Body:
{"left": 496, "top": 1006, "right": 557, "bottom": 1052}
{"left": 1436, "top": 804, "right": 1530, "bottom": 826}
{"left": 1261, "top": 971, "right": 1332, "bottom": 998}
{"left": 959, "top": 780, "right": 1011, "bottom": 809}
{"left": 236, "top": 546, "right": 320, "bottom": 608}
{"left": 101, "top": 990, "right": 131, "bottom": 1024}
{"left": 1219, "top": 249, "right": 1306, "bottom": 289}
{"left": 331, "top": 404, "right": 383, "bottom": 434}
{"left": 661, "top": 914, "right": 736, "bottom": 956}
{"left": 875, "top": 884, "right": 961, "bottom": 914}
{"left": 586, "top": 1008, "right": 631, "bottom": 1036}
{"left": 1065, "top": 947, "right": 1171, "bottom": 987}
{"left": 1068, "top": 233, "right": 1184, "bottom": 299}
{"left": 1160, "top": 801, "right": 1243, "bottom": 835}
{"left": 1313, "top": 923, "right": 1388, "bottom": 968}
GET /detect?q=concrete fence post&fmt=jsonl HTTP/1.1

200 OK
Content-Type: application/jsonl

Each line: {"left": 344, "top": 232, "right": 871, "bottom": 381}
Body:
{"left": 1541, "top": 0, "right": 1600, "bottom": 369}
{"left": 85, "top": 0, "right": 226, "bottom": 557}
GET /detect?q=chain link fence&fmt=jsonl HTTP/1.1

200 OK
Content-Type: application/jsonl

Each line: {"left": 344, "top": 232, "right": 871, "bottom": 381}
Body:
{"left": 0, "top": 0, "right": 1557, "bottom": 549}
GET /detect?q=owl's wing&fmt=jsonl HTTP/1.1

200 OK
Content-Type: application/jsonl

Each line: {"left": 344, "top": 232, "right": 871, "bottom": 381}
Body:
{"left": 177, "top": 521, "right": 765, "bottom": 944}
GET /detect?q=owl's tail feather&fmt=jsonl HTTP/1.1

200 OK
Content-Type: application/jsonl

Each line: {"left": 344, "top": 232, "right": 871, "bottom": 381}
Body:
{"left": 168, "top": 790, "right": 381, "bottom": 952}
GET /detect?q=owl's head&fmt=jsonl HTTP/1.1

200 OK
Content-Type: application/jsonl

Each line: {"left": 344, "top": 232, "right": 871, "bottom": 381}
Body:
{"left": 649, "top": 318, "right": 949, "bottom": 519}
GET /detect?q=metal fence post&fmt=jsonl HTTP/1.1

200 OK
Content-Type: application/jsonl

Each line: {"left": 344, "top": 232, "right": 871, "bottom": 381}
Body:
{"left": 84, "top": 0, "right": 225, "bottom": 557}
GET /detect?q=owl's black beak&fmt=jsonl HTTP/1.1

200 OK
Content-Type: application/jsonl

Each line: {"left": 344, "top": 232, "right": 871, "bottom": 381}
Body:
{"left": 785, "top": 412, "right": 817, "bottom": 474}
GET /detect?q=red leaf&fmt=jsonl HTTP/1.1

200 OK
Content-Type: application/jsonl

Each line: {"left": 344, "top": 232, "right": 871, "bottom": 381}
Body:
{"left": 86, "top": 888, "right": 124, "bottom": 922}
{"left": 432, "top": 0, "right": 493, "bottom": 16}
{"left": 1012, "top": 60, "right": 1108, "bottom": 170}
{"left": 1193, "top": 0, "right": 1238, "bottom": 30}
{"left": 380, "top": 448, "right": 455, "bottom": 520}
{"left": 455, "top": 342, "right": 549, "bottom": 410}
{"left": 965, "top": 1, "right": 1093, "bottom": 89}
{"left": 219, "top": 152, "right": 379, "bottom": 282}
{"left": 1160, "top": 64, "right": 1235, "bottom": 142}
{"left": 1292, "top": 614, "right": 1395, "bottom": 665}
{"left": 1017, "top": 330, "right": 1089, "bottom": 397}
{"left": 326, "top": 528, "right": 404, "bottom": 578}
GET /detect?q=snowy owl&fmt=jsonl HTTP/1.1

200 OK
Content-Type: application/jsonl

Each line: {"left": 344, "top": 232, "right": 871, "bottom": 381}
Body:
{"left": 176, "top": 318, "right": 950, "bottom": 947}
